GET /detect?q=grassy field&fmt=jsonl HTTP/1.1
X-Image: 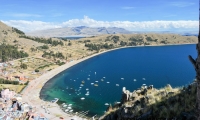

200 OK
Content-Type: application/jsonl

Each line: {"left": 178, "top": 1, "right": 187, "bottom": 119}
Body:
{"left": 0, "top": 84, "right": 26, "bottom": 93}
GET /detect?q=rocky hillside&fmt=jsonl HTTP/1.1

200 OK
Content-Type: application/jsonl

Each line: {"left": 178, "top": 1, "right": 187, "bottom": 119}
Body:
{"left": 80, "top": 33, "right": 198, "bottom": 46}
{"left": 101, "top": 82, "right": 196, "bottom": 120}
{"left": 26, "top": 26, "right": 132, "bottom": 37}
{"left": 0, "top": 21, "right": 44, "bottom": 50}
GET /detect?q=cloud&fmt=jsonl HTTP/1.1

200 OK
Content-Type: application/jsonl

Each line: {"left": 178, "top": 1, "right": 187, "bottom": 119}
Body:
{"left": 170, "top": 2, "right": 195, "bottom": 7}
{"left": 2, "top": 20, "right": 61, "bottom": 32}
{"left": 2, "top": 16, "right": 198, "bottom": 32}
{"left": 121, "top": 6, "right": 135, "bottom": 10}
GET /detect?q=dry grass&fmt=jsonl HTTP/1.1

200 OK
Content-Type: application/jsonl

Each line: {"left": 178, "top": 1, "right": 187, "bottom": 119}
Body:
{"left": 0, "top": 84, "right": 26, "bottom": 93}
{"left": 103, "top": 83, "right": 196, "bottom": 119}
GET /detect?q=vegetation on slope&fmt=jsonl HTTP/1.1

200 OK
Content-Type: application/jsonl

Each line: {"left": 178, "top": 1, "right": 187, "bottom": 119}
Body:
{"left": 102, "top": 83, "right": 196, "bottom": 120}
{"left": 85, "top": 43, "right": 114, "bottom": 51}
{"left": 0, "top": 78, "right": 19, "bottom": 85}
{"left": 19, "top": 35, "right": 64, "bottom": 46}
{"left": 12, "top": 27, "right": 25, "bottom": 35}
{"left": 0, "top": 43, "right": 28, "bottom": 62}
{"left": 42, "top": 51, "right": 65, "bottom": 59}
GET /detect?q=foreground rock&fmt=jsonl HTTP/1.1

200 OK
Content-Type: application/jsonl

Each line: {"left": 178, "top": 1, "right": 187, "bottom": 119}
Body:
{"left": 100, "top": 83, "right": 196, "bottom": 120}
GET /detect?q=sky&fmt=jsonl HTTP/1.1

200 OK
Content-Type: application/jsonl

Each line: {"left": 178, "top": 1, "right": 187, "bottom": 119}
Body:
{"left": 0, "top": 0, "right": 198, "bottom": 32}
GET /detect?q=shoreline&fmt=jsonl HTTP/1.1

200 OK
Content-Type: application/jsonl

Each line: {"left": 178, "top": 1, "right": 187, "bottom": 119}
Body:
{"left": 21, "top": 43, "right": 196, "bottom": 119}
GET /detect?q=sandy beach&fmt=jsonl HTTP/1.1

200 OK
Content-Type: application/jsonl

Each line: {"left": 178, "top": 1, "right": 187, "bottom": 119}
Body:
{"left": 20, "top": 43, "right": 196, "bottom": 120}
{"left": 20, "top": 47, "right": 115, "bottom": 120}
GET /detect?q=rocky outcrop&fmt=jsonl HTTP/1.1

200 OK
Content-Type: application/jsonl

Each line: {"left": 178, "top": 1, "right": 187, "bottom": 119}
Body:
{"left": 101, "top": 83, "right": 196, "bottom": 120}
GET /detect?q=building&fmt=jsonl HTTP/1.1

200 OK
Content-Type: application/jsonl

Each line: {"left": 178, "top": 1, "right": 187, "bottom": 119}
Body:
{"left": 1, "top": 89, "right": 16, "bottom": 100}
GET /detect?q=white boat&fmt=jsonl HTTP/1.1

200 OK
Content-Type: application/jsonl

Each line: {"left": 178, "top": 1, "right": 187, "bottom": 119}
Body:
{"left": 86, "top": 88, "right": 89, "bottom": 91}
{"left": 143, "top": 78, "right": 146, "bottom": 80}
{"left": 85, "top": 93, "right": 89, "bottom": 96}
{"left": 116, "top": 84, "right": 119, "bottom": 86}
{"left": 87, "top": 78, "right": 90, "bottom": 80}
{"left": 79, "top": 87, "right": 82, "bottom": 89}
{"left": 95, "top": 81, "right": 98, "bottom": 82}
{"left": 107, "top": 82, "right": 110, "bottom": 83}
{"left": 68, "top": 104, "right": 72, "bottom": 106}
{"left": 69, "top": 110, "right": 73, "bottom": 112}
{"left": 67, "top": 107, "right": 72, "bottom": 109}
{"left": 51, "top": 98, "right": 59, "bottom": 103}
{"left": 81, "top": 97, "right": 85, "bottom": 100}
{"left": 133, "top": 79, "right": 137, "bottom": 81}
{"left": 105, "top": 103, "right": 109, "bottom": 105}
{"left": 65, "top": 109, "right": 69, "bottom": 112}
{"left": 142, "top": 84, "right": 146, "bottom": 86}
{"left": 91, "top": 83, "right": 94, "bottom": 85}
{"left": 63, "top": 105, "right": 68, "bottom": 107}
{"left": 103, "top": 77, "right": 106, "bottom": 79}
{"left": 121, "top": 78, "right": 124, "bottom": 80}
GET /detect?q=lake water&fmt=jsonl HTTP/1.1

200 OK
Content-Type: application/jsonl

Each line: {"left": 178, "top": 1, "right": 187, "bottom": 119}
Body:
{"left": 40, "top": 44, "right": 196, "bottom": 117}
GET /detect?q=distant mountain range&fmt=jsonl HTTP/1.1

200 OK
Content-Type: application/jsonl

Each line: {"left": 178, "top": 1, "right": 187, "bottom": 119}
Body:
{"left": 131, "top": 30, "right": 198, "bottom": 36}
{"left": 26, "top": 26, "right": 132, "bottom": 37}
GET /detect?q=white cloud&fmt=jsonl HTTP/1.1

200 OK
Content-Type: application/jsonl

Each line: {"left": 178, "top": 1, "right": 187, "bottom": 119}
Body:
{"left": 2, "top": 16, "right": 198, "bottom": 32}
{"left": 2, "top": 20, "right": 61, "bottom": 31}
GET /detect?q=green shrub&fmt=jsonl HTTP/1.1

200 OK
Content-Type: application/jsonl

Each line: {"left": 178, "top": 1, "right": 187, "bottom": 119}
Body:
{"left": 20, "top": 63, "right": 28, "bottom": 69}
{"left": 24, "top": 81, "right": 29, "bottom": 85}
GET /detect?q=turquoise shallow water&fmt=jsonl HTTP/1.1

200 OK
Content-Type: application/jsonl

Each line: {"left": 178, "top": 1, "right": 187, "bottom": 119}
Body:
{"left": 40, "top": 44, "right": 196, "bottom": 117}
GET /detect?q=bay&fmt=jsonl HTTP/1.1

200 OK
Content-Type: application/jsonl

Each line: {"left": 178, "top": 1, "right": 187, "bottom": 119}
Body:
{"left": 40, "top": 44, "right": 196, "bottom": 117}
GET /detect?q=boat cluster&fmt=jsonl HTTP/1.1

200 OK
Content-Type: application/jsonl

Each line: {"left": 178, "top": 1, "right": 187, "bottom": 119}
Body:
{"left": 68, "top": 73, "right": 147, "bottom": 103}
{"left": 62, "top": 103, "right": 74, "bottom": 113}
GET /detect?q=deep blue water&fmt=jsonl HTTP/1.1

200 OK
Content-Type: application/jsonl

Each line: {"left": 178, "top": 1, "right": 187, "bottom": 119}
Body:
{"left": 40, "top": 44, "right": 196, "bottom": 117}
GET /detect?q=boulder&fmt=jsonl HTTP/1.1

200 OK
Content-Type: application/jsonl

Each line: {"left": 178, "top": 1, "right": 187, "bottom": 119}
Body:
{"left": 147, "top": 85, "right": 153, "bottom": 90}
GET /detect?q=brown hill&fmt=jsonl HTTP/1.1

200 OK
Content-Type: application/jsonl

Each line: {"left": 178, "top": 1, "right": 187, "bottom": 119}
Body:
{"left": 26, "top": 26, "right": 132, "bottom": 37}
{"left": 0, "top": 21, "right": 198, "bottom": 82}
